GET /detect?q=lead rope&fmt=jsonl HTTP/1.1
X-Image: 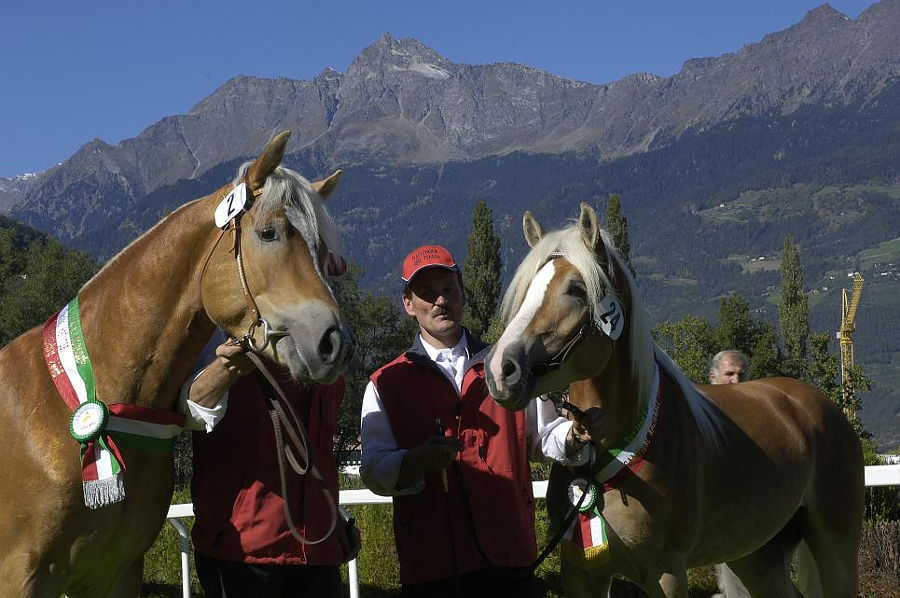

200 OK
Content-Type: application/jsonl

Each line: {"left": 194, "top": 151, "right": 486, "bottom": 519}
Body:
{"left": 245, "top": 351, "right": 339, "bottom": 546}
{"left": 451, "top": 459, "right": 586, "bottom": 575}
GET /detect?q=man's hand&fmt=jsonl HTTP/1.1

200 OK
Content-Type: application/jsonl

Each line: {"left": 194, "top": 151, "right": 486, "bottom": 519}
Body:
{"left": 215, "top": 341, "right": 256, "bottom": 380}
{"left": 188, "top": 341, "right": 257, "bottom": 408}
{"left": 396, "top": 434, "right": 462, "bottom": 490}
{"left": 566, "top": 406, "right": 606, "bottom": 455}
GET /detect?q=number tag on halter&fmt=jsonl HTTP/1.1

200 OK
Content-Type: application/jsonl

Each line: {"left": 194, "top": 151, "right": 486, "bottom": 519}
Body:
{"left": 214, "top": 183, "right": 249, "bottom": 228}
{"left": 597, "top": 295, "right": 624, "bottom": 340}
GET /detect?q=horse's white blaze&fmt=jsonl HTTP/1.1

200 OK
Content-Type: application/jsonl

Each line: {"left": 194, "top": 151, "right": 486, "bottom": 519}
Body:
{"left": 489, "top": 261, "right": 556, "bottom": 391}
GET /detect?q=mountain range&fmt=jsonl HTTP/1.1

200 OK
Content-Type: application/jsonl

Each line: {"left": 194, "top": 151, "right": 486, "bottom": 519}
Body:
{"left": 1, "top": 1, "right": 898, "bottom": 448}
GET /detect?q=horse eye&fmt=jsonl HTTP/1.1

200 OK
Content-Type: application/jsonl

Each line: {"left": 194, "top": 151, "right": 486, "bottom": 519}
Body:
{"left": 566, "top": 280, "right": 587, "bottom": 300}
{"left": 257, "top": 227, "right": 278, "bottom": 242}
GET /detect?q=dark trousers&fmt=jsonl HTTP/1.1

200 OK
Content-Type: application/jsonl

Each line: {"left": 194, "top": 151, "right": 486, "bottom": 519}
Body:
{"left": 400, "top": 567, "right": 539, "bottom": 598}
{"left": 195, "top": 552, "right": 342, "bottom": 598}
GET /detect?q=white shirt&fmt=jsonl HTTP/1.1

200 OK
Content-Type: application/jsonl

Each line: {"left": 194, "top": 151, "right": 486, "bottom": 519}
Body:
{"left": 359, "top": 333, "right": 588, "bottom": 496}
{"left": 177, "top": 330, "right": 230, "bottom": 432}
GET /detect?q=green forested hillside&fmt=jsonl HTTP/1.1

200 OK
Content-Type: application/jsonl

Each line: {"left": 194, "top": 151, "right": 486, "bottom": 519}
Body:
{"left": 65, "top": 81, "right": 900, "bottom": 449}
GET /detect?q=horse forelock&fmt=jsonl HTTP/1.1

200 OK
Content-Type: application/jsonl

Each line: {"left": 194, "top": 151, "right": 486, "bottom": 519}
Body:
{"left": 233, "top": 163, "right": 340, "bottom": 257}
{"left": 500, "top": 222, "right": 656, "bottom": 414}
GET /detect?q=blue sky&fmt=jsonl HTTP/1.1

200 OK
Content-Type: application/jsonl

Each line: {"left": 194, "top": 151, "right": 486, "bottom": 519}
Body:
{"left": 0, "top": 0, "right": 877, "bottom": 177}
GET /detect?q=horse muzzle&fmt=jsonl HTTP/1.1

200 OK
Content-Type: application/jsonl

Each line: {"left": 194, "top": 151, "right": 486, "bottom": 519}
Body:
{"left": 485, "top": 341, "right": 536, "bottom": 411}
{"left": 268, "top": 301, "right": 356, "bottom": 383}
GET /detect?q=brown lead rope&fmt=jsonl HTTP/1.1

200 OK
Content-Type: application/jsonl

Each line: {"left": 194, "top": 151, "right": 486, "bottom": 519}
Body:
{"left": 245, "top": 351, "right": 339, "bottom": 546}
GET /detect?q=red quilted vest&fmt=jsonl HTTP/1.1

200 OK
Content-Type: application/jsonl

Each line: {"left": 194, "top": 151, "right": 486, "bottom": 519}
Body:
{"left": 371, "top": 346, "right": 536, "bottom": 584}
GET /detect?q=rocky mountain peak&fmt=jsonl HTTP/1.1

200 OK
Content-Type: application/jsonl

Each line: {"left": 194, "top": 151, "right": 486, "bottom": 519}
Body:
{"left": 801, "top": 3, "right": 851, "bottom": 24}
{"left": 347, "top": 33, "right": 454, "bottom": 80}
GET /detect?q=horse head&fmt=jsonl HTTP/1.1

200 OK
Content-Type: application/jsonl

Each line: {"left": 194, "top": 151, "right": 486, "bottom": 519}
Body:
{"left": 201, "top": 131, "right": 354, "bottom": 383}
{"left": 486, "top": 202, "right": 650, "bottom": 411}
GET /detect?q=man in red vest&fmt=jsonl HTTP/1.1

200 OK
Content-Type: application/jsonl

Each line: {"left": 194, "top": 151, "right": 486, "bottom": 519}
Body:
{"left": 182, "top": 251, "right": 358, "bottom": 598}
{"left": 360, "top": 244, "right": 591, "bottom": 598}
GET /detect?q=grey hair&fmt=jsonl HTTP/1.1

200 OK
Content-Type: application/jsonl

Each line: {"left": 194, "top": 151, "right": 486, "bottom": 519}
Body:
{"left": 709, "top": 350, "right": 748, "bottom": 374}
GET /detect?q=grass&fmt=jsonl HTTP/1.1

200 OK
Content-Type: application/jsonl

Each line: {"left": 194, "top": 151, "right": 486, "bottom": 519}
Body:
{"left": 141, "top": 477, "right": 896, "bottom": 597}
{"left": 857, "top": 237, "right": 900, "bottom": 269}
{"left": 140, "top": 478, "right": 721, "bottom": 597}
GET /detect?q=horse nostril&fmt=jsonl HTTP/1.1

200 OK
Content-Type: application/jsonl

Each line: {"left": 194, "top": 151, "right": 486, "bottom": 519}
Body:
{"left": 318, "top": 325, "right": 341, "bottom": 363}
{"left": 501, "top": 358, "right": 521, "bottom": 385}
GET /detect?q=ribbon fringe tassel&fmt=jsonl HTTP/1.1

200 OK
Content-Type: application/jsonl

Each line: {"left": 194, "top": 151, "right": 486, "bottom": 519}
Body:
{"left": 83, "top": 475, "right": 125, "bottom": 510}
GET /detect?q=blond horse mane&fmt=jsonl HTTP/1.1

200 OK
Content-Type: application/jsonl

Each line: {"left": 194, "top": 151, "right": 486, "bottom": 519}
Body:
{"left": 234, "top": 162, "right": 340, "bottom": 256}
{"left": 501, "top": 221, "right": 724, "bottom": 449}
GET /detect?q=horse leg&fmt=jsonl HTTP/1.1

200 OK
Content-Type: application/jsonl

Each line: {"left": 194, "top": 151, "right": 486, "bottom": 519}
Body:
{"left": 100, "top": 559, "right": 143, "bottom": 598}
{"left": 560, "top": 557, "right": 613, "bottom": 598}
{"left": 726, "top": 532, "right": 802, "bottom": 598}
{"left": 715, "top": 563, "right": 751, "bottom": 598}
{"left": 796, "top": 487, "right": 862, "bottom": 597}
{"left": 795, "top": 516, "right": 859, "bottom": 598}
{"left": 0, "top": 549, "right": 66, "bottom": 598}
{"left": 794, "top": 540, "right": 823, "bottom": 598}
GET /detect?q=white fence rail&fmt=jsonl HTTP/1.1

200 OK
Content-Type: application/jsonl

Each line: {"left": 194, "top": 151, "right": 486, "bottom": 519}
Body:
{"left": 166, "top": 465, "right": 900, "bottom": 598}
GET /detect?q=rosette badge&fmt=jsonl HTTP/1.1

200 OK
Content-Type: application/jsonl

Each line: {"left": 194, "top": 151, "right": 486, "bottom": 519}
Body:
{"left": 69, "top": 401, "right": 109, "bottom": 443}
{"left": 568, "top": 478, "right": 599, "bottom": 513}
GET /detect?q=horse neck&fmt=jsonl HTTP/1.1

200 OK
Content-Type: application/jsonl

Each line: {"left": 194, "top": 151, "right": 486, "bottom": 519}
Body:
{"left": 570, "top": 349, "right": 649, "bottom": 447}
{"left": 77, "top": 195, "right": 224, "bottom": 411}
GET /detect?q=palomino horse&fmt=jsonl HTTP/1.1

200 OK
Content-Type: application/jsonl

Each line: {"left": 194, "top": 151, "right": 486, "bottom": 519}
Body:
{"left": 485, "top": 203, "right": 863, "bottom": 598}
{"left": 0, "top": 131, "right": 354, "bottom": 597}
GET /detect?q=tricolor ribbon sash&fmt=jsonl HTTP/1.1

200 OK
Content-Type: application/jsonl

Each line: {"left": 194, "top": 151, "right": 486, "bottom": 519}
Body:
{"left": 592, "top": 363, "right": 661, "bottom": 487}
{"left": 42, "top": 298, "right": 184, "bottom": 509}
{"left": 560, "top": 507, "right": 611, "bottom": 569}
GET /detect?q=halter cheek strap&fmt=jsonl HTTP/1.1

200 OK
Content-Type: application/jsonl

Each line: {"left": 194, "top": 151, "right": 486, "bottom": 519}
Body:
{"left": 204, "top": 182, "right": 288, "bottom": 354}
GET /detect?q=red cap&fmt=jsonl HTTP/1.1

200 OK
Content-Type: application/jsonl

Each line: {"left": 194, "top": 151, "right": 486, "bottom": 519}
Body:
{"left": 401, "top": 245, "right": 458, "bottom": 283}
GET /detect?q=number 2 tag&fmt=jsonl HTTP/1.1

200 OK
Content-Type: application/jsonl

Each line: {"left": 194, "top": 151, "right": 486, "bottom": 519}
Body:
{"left": 597, "top": 295, "right": 624, "bottom": 340}
{"left": 214, "top": 183, "right": 249, "bottom": 228}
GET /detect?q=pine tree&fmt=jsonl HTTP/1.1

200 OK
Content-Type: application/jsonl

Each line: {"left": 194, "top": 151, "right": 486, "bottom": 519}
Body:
{"left": 652, "top": 315, "right": 715, "bottom": 383}
{"left": 715, "top": 293, "right": 755, "bottom": 356}
{"left": 603, "top": 194, "right": 635, "bottom": 276}
{"left": 462, "top": 201, "right": 502, "bottom": 339}
{"left": 778, "top": 235, "right": 809, "bottom": 379}
{"left": 748, "top": 323, "right": 781, "bottom": 379}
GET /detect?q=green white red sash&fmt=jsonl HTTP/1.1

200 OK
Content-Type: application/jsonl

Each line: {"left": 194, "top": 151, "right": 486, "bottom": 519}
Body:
{"left": 593, "top": 363, "right": 661, "bottom": 488}
{"left": 550, "top": 364, "right": 664, "bottom": 569}
{"left": 560, "top": 507, "right": 611, "bottom": 569}
{"left": 42, "top": 298, "right": 185, "bottom": 509}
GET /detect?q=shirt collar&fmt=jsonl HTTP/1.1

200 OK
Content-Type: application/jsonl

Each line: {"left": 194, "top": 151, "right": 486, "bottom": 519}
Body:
{"left": 419, "top": 333, "right": 469, "bottom": 363}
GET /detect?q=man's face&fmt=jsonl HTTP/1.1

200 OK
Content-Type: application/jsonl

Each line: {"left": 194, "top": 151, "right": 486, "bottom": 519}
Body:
{"left": 402, "top": 268, "right": 465, "bottom": 348}
{"left": 709, "top": 356, "right": 748, "bottom": 384}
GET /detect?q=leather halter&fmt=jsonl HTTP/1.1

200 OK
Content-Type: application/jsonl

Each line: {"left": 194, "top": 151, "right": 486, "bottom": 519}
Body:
{"left": 202, "top": 183, "right": 289, "bottom": 354}
{"left": 226, "top": 202, "right": 290, "bottom": 353}
{"left": 531, "top": 323, "right": 587, "bottom": 377}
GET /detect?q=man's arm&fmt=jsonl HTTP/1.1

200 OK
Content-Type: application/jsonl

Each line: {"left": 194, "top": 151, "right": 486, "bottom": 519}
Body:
{"left": 179, "top": 340, "right": 255, "bottom": 432}
{"left": 528, "top": 397, "right": 591, "bottom": 465}
{"left": 359, "top": 381, "right": 461, "bottom": 495}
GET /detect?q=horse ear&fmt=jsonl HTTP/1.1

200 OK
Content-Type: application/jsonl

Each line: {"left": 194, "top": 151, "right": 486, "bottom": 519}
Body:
{"left": 311, "top": 170, "right": 343, "bottom": 200}
{"left": 578, "top": 202, "right": 602, "bottom": 251}
{"left": 247, "top": 130, "right": 292, "bottom": 192}
{"left": 523, "top": 211, "right": 545, "bottom": 248}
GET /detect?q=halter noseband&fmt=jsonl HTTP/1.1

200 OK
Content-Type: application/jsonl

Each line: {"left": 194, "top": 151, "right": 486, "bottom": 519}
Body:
{"left": 203, "top": 182, "right": 289, "bottom": 354}
{"left": 227, "top": 204, "right": 290, "bottom": 353}
{"left": 531, "top": 323, "right": 587, "bottom": 377}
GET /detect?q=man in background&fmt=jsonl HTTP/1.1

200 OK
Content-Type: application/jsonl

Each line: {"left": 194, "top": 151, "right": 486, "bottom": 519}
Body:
{"left": 708, "top": 349, "right": 749, "bottom": 385}
{"left": 708, "top": 349, "right": 750, "bottom": 598}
